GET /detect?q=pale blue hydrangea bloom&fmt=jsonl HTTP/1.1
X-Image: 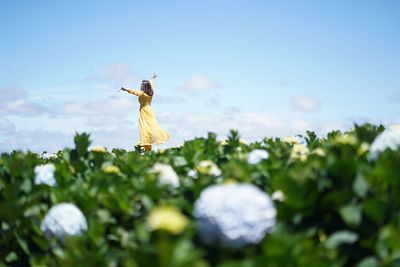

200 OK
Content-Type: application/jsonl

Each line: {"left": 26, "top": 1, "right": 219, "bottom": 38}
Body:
{"left": 193, "top": 183, "right": 276, "bottom": 248}
{"left": 151, "top": 163, "right": 180, "bottom": 188}
{"left": 369, "top": 128, "right": 400, "bottom": 161}
{"left": 34, "top": 163, "right": 56, "bottom": 186}
{"left": 248, "top": 149, "right": 269, "bottom": 164}
{"left": 41, "top": 203, "right": 88, "bottom": 240}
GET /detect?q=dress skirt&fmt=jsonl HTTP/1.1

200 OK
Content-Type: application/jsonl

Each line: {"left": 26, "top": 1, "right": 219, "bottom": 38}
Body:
{"left": 138, "top": 105, "right": 170, "bottom": 145}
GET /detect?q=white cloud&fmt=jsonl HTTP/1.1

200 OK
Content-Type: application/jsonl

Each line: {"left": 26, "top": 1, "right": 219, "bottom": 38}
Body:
{"left": 0, "top": 117, "right": 15, "bottom": 131}
{"left": 85, "top": 63, "right": 141, "bottom": 88}
{"left": 292, "top": 95, "right": 321, "bottom": 113}
{"left": 0, "top": 86, "right": 50, "bottom": 117}
{"left": 180, "top": 75, "right": 218, "bottom": 91}
{"left": 0, "top": 129, "right": 73, "bottom": 154}
{"left": 60, "top": 96, "right": 135, "bottom": 117}
{"left": 290, "top": 119, "right": 312, "bottom": 133}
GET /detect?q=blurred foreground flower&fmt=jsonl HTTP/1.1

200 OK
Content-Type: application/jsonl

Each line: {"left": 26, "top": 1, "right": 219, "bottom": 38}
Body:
{"left": 197, "top": 160, "right": 222, "bottom": 176}
{"left": 282, "top": 136, "right": 299, "bottom": 144}
{"left": 102, "top": 165, "right": 121, "bottom": 174}
{"left": 369, "top": 128, "right": 400, "bottom": 160}
{"left": 239, "top": 138, "right": 248, "bottom": 145}
{"left": 41, "top": 152, "right": 58, "bottom": 159}
{"left": 357, "top": 142, "right": 370, "bottom": 155}
{"left": 34, "top": 163, "right": 56, "bottom": 186}
{"left": 187, "top": 169, "right": 198, "bottom": 179}
{"left": 193, "top": 183, "right": 276, "bottom": 248}
{"left": 271, "top": 190, "right": 285, "bottom": 202}
{"left": 248, "top": 149, "right": 269, "bottom": 164}
{"left": 41, "top": 203, "right": 87, "bottom": 240}
{"left": 151, "top": 163, "right": 180, "bottom": 187}
{"left": 389, "top": 125, "right": 400, "bottom": 130}
{"left": 219, "top": 139, "right": 228, "bottom": 146}
{"left": 290, "top": 144, "right": 309, "bottom": 161}
{"left": 311, "top": 147, "right": 325, "bottom": 157}
{"left": 147, "top": 206, "right": 188, "bottom": 234}
{"left": 90, "top": 146, "right": 107, "bottom": 153}
{"left": 334, "top": 134, "right": 357, "bottom": 145}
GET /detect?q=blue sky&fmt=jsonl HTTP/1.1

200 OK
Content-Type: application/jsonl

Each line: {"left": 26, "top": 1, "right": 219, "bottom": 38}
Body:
{"left": 1, "top": 0, "right": 399, "bottom": 153}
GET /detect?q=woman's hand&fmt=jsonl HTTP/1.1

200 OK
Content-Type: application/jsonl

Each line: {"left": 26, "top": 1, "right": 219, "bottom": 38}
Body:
{"left": 120, "top": 87, "right": 127, "bottom": 92}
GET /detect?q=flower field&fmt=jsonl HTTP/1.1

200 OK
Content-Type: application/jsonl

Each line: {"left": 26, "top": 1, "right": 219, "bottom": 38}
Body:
{"left": 1, "top": 124, "right": 400, "bottom": 266}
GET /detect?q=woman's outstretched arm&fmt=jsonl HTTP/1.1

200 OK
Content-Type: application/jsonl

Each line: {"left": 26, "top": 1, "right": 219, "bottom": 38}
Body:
{"left": 121, "top": 87, "right": 142, "bottom": 96}
{"left": 150, "top": 73, "right": 157, "bottom": 91}
{"left": 149, "top": 79, "right": 154, "bottom": 91}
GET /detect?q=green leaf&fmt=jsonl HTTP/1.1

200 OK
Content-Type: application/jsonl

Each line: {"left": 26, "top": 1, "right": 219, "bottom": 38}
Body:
{"left": 325, "top": 231, "right": 359, "bottom": 249}
{"left": 16, "top": 234, "right": 30, "bottom": 255}
{"left": 339, "top": 204, "right": 362, "bottom": 226}
{"left": 355, "top": 256, "right": 379, "bottom": 267}
{"left": 353, "top": 173, "right": 369, "bottom": 198}
{"left": 5, "top": 252, "right": 17, "bottom": 262}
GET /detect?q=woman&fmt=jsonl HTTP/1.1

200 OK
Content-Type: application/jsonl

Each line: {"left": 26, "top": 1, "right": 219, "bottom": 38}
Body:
{"left": 120, "top": 74, "right": 170, "bottom": 151}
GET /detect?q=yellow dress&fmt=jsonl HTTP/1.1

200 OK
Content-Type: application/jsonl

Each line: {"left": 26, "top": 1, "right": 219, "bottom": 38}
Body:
{"left": 128, "top": 80, "right": 170, "bottom": 145}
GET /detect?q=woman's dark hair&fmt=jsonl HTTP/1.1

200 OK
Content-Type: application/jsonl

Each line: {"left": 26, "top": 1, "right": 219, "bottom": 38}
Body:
{"left": 141, "top": 80, "right": 153, "bottom": 96}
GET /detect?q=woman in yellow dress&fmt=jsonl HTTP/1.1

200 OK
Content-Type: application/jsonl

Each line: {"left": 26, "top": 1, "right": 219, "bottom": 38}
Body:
{"left": 120, "top": 74, "right": 170, "bottom": 151}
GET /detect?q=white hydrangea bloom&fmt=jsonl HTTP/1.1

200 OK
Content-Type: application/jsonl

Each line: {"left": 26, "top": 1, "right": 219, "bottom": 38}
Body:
{"left": 41, "top": 203, "right": 87, "bottom": 240}
{"left": 187, "top": 169, "right": 198, "bottom": 179}
{"left": 248, "top": 149, "right": 269, "bottom": 164}
{"left": 34, "top": 163, "right": 56, "bottom": 186}
{"left": 151, "top": 163, "right": 180, "bottom": 188}
{"left": 193, "top": 183, "right": 276, "bottom": 248}
{"left": 197, "top": 160, "right": 222, "bottom": 176}
{"left": 41, "top": 152, "right": 58, "bottom": 159}
{"left": 271, "top": 190, "right": 285, "bottom": 202}
{"left": 369, "top": 128, "right": 400, "bottom": 160}
{"left": 389, "top": 125, "right": 400, "bottom": 130}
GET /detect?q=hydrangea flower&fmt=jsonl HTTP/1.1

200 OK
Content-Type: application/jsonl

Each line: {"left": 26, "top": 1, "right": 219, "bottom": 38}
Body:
{"left": 290, "top": 144, "right": 309, "bottom": 161}
{"left": 282, "top": 136, "right": 299, "bottom": 144}
{"left": 41, "top": 152, "right": 58, "bottom": 159}
{"left": 197, "top": 160, "right": 222, "bottom": 176}
{"left": 369, "top": 128, "right": 400, "bottom": 160}
{"left": 248, "top": 149, "right": 269, "bottom": 164}
{"left": 357, "top": 142, "right": 370, "bottom": 155}
{"left": 34, "top": 163, "right": 56, "bottom": 186}
{"left": 334, "top": 134, "right": 357, "bottom": 145}
{"left": 271, "top": 190, "right": 285, "bottom": 202}
{"left": 193, "top": 183, "right": 276, "bottom": 248}
{"left": 187, "top": 169, "right": 198, "bottom": 179}
{"left": 147, "top": 206, "right": 188, "bottom": 234}
{"left": 311, "top": 147, "right": 325, "bottom": 157}
{"left": 102, "top": 165, "right": 121, "bottom": 174}
{"left": 41, "top": 203, "right": 87, "bottom": 240}
{"left": 239, "top": 138, "right": 249, "bottom": 145}
{"left": 151, "top": 163, "right": 180, "bottom": 188}
{"left": 219, "top": 139, "right": 228, "bottom": 146}
{"left": 90, "top": 146, "right": 107, "bottom": 153}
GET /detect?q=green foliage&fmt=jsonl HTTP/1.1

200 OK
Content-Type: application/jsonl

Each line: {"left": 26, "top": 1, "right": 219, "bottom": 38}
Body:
{"left": 1, "top": 124, "right": 400, "bottom": 266}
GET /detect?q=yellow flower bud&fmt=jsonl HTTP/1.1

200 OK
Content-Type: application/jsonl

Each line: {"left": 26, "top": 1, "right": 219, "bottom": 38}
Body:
{"left": 91, "top": 146, "right": 107, "bottom": 153}
{"left": 311, "top": 148, "right": 325, "bottom": 157}
{"left": 102, "top": 165, "right": 120, "bottom": 174}
{"left": 334, "top": 134, "right": 357, "bottom": 145}
{"left": 282, "top": 136, "right": 299, "bottom": 144}
{"left": 147, "top": 206, "right": 188, "bottom": 234}
{"left": 290, "top": 144, "right": 309, "bottom": 161}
